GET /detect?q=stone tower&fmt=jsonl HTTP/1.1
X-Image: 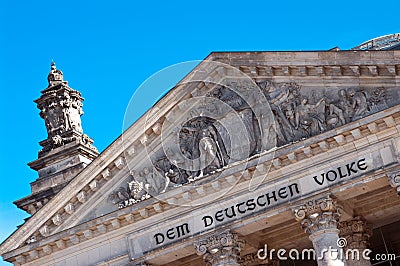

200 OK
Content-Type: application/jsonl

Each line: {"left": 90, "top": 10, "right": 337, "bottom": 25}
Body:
{"left": 14, "top": 62, "right": 99, "bottom": 215}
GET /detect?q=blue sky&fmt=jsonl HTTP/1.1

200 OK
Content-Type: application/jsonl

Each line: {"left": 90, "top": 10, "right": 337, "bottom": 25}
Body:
{"left": 0, "top": 0, "right": 399, "bottom": 264}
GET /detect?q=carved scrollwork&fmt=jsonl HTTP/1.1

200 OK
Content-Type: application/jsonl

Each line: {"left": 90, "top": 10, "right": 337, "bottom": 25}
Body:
{"left": 194, "top": 230, "right": 245, "bottom": 266}
{"left": 338, "top": 216, "right": 373, "bottom": 250}
{"left": 292, "top": 195, "right": 342, "bottom": 235}
{"left": 388, "top": 171, "right": 400, "bottom": 195}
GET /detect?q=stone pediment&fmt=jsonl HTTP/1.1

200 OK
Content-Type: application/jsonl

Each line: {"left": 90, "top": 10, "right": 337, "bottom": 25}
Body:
{"left": 1, "top": 50, "right": 399, "bottom": 258}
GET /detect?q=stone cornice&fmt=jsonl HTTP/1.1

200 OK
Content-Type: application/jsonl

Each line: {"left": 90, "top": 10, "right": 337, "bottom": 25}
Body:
{"left": 2, "top": 104, "right": 399, "bottom": 264}
{"left": 1, "top": 51, "right": 399, "bottom": 258}
{"left": 209, "top": 51, "right": 400, "bottom": 77}
{"left": 209, "top": 50, "right": 400, "bottom": 64}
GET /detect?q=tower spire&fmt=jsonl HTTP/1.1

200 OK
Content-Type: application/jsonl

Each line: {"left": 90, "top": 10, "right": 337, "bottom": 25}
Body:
{"left": 14, "top": 62, "right": 99, "bottom": 215}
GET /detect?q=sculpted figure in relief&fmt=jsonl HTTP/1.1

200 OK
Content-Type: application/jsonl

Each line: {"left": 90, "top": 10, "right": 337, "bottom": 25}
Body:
{"left": 129, "top": 173, "right": 150, "bottom": 201}
{"left": 182, "top": 120, "right": 226, "bottom": 177}
{"left": 42, "top": 100, "right": 63, "bottom": 136}
{"left": 154, "top": 149, "right": 191, "bottom": 185}
{"left": 198, "top": 125, "right": 223, "bottom": 176}
{"left": 295, "top": 97, "right": 326, "bottom": 137}
{"left": 348, "top": 89, "right": 368, "bottom": 119}
{"left": 140, "top": 167, "right": 169, "bottom": 195}
{"left": 108, "top": 187, "right": 130, "bottom": 205}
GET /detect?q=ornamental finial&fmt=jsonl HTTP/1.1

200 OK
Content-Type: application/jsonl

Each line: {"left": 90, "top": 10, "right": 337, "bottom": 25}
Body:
{"left": 47, "top": 60, "right": 64, "bottom": 86}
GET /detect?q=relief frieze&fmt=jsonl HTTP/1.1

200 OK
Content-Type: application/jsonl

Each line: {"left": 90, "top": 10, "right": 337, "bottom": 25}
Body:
{"left": 112, "top": 80, "right": 397, "bottom": 208}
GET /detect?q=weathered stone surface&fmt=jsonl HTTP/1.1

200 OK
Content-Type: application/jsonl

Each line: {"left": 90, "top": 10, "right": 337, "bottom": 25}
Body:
{"left": 194, "top": 230, "right": 245, "bottom": 266}
{"left": 1, "top": 48, "right": 400, "bottom": 266}
{"left": 14, "top": 63, "right": 99, "bottom": 214}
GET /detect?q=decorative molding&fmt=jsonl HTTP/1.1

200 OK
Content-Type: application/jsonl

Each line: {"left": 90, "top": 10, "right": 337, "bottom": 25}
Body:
{"left": 39, "top": 226, "right": 49, "bottom": 237}
{"left": 102, "top": 168, "right": 111, "bottom": 180}
{"left": 114, "top": 157, "right": 125, "bottom": 169}
{"left": 77, "top": 191, "right": 86, "bottom": 203}
{"left": 64, "top": 203, "right": 75, "bottom": 215}
{"left": 52, "top": 214, "right": 63, "bottom": 226}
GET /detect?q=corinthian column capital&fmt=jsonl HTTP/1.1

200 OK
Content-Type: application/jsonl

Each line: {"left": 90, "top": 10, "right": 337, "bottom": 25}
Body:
{"left": 292, "top": 195, "right": 342, "bottom": 236}
{"left": 339, "top": 216, "right": 372, "bottom": 250}
{"left": 194, "top": 230, "right": 245, "bottom": 266}
{"left": 388, "top": 171, "right": 400, "bottom": 195}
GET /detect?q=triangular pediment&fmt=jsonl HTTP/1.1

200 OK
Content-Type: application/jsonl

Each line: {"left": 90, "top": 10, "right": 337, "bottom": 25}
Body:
{"left": 1, "top": 51, "right": 399, "bottom": 257}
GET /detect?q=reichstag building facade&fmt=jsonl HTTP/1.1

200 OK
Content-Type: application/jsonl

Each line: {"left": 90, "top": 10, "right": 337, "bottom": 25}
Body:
{"left": 1, "top": 34, "right": 400, "bottom": 266}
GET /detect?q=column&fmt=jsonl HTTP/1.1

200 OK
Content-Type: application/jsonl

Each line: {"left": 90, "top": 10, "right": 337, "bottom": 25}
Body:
{"left": 194, "top": 230, "right": 245, "bottom": 266}
{"left": 293, "top": 195, "right": 346, "bottom": 266}
{"left": 338, "top": 216, "right": 373, "bottom": 266}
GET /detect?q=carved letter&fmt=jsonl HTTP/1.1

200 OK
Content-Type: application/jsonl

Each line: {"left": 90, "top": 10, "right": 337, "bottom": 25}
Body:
{"left": 215, "top": 210, "right": 224, "bottom": 222}
{"left": 288, "top": 183, "right": 300, "bottom": 196}
{"left": 225, "top": 206, "right": 237, "bottom": 218}
{"left": 246, "top": 199, "right": 256, "bottom": 211}
{"left": 176, "top": 223, "right": 190, "bottom": 238}
{"left": 154, "top": 233, "right": 165, "bottom": 245}
{"left": 337, "top": 166, "right": 347, "bottom": 179}
{"left": 346, "top": 162, "right": 358, "bottom": 176}
{"left": 202, "top": 215, "right": 214, "bottom": 227}
{"left": 313, "top": 173, "right": 325, "bottom": 185}
{"left": 265, "top": 191, "right": 278, "bottom": 205}
{"left": 326, "top": 170, "right": 338, "bottom": 182}
{"left": 236, "top": 202, "right": 246, "bottom": 214}
{"left": 257, "top": 195, "right": 266, "bottom": 207}
{"left": 278, "top": 187, "right": 288, "bottom": 199}
{"left": 357, "top": 158, "right": 367, "bottom": 170}
{"left": 167, "top": 228, "right": 175, "bottom": 240}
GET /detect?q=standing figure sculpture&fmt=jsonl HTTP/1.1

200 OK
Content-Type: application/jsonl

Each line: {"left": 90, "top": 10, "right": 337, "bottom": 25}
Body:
{"left": 182, "top": 119, "right": 226, "bottom": 177}
{"left": 198, "top": 125, "right": 223, "bottom": 176}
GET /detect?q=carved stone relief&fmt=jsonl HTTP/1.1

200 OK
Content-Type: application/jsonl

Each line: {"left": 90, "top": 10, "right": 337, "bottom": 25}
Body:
{"left": 35, "top": 62, "right": 97, "bottom": 156}
{"left": 259, "top": 81, "right": 391, "bottom": 146}
{"left": 112, "top": 80, "right": 395, "bottom": 208}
